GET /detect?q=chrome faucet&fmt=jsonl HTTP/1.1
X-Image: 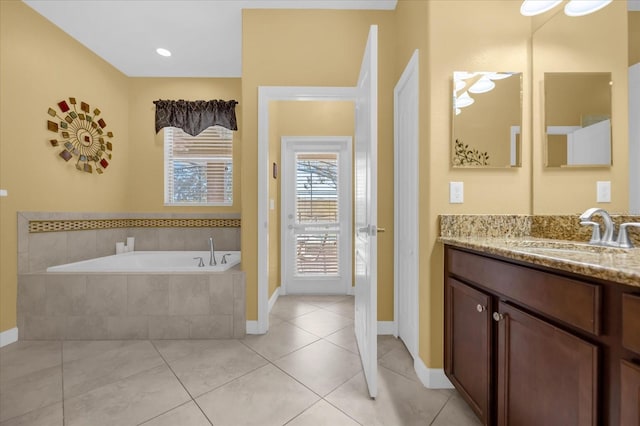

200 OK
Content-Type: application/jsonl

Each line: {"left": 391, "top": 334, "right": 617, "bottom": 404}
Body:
{"left": 579, "top": 208, "right": 616, "bottom": 246}
{"left": 616, "top": 223, "right": 640, "bottom": 248}
{"left": 209, "top": 237, "right": 217, "bottom": 266}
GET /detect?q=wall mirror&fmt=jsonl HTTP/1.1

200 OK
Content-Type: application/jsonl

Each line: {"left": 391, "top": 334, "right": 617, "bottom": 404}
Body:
{"left": 544, "top": 72, "right": 612, "bottom": 167}
{"left": 451, "top": 71, "right": 522, "bottom": 168}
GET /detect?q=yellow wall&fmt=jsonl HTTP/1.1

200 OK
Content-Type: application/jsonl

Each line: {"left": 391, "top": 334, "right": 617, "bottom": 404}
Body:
{"left": 0, "top": 1, "right": 130, "bottom": 332}
{"left": 127, "top": 78, "right": 242, "bottom": 212}
{"left": 532, "top": 1, "right": 628, "bottom": 214}
{"left": 242, "top": 10, "right": 397, "bottom": 321}
{"left": 268, "top": 101, "right": 355, "bottom": 298}
{"left": 395, "top": 0, "right": 533, "bottom": 368}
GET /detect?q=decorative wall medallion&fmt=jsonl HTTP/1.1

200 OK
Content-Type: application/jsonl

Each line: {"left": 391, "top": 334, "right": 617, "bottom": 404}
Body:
{"left": 46, "top": 97, "right": 114, "bottom": 174}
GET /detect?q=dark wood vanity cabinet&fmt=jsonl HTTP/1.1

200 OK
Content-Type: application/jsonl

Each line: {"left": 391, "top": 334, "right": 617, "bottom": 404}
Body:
{"left": 443, "top": 245, "right": 640, "bottom": 426}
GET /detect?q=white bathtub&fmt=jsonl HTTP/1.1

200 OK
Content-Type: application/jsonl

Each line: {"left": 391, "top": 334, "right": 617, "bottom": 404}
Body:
{"left": 46, "top": 251, "right": 241, "bottom": 273}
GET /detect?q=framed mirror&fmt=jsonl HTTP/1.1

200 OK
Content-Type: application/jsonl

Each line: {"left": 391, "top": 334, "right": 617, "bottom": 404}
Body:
{"left": 544, "top": 72, "right": 612, "bottom": 167}
{"left": 452, "top": 71, "right": 522, "bottom": 168}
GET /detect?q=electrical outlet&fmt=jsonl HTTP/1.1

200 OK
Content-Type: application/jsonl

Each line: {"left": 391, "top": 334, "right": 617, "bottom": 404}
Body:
{"left": 450, "top": 182, "right": 464, "bottom": 204}
{"left": 597, "top": 181, "right": 611, "bottom": 203}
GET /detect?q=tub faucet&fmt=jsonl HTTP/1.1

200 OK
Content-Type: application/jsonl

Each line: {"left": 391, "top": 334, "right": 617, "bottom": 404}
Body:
{"left": 209, "top": 237, "right": 217, "bottom": 266}
{"left": 579, "top": 208, "right": 616, "bottom": 246}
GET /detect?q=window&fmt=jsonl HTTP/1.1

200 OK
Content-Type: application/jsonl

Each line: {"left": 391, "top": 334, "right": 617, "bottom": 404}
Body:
{"left": 164, "top": 126, "right": 233, "bottom": 206}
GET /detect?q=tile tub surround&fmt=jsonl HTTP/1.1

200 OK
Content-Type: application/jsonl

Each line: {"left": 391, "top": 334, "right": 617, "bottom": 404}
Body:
{"left": 17, "top": 212, "right": 241, "bottom": 273}
{"left": 17, "top": 270, "right": 246, "bottom": 340}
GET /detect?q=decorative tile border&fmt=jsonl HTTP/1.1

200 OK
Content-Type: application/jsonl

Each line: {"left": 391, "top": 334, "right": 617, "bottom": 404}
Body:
{"left": 29, "top": 218, "right": 241, "bottom": 233}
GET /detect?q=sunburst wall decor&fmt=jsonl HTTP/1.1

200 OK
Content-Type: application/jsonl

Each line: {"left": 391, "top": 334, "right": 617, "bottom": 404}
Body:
{"left": 46, "top": 97, "right": 114, "bottom": 174}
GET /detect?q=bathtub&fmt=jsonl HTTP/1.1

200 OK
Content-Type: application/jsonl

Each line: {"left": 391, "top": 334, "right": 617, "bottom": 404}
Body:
{"left": 20, "top": 250, "right": 245, "bottom": 340}
{"left": 46, "top": 251, "right": 240, "bottom": 273}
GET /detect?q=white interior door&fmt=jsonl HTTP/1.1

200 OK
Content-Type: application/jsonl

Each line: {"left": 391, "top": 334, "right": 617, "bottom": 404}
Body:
{"left": 281, "top": 137, "right": 352, "bottom": 294}
{"left": 394, "top": 50, "right": 419, "bottom": 360}
{"left": 354, "top": 25, "right": 378, "bottom": 399}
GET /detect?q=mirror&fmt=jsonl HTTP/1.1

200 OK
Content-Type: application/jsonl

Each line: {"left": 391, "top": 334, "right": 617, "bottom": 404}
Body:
{"left": 452, "top": 71, "right": 522, "bottom": 168}
{"left": 544, "top": 72, "right": 612, "bottom": 167}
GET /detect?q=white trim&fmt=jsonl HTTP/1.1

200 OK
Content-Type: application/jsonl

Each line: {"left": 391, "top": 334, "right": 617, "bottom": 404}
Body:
{"left": 0, "top": 327, "right": 18, "bottom": 347}
{"left": 269, "top": 286, "right": 281, "bottom": 313}
{"left": 630, "top": 63, "right": 640, "bottom": 213}
{"left": 414, "top": 356, "right": 454, "bottom": 389}
{"left": 258, "top": 86, "right": 358, "bottom": 334}
{"left": 348, "top": 285, "right": 355, "bottom": 296}
{"left": 377, "top": 321, "right": 396, "bottom": 335}
{"left": 246, "top": 321, "right": 260, "bottom": 335}
{"left": 510, "top": 125, "right": 520, "bottom": 166}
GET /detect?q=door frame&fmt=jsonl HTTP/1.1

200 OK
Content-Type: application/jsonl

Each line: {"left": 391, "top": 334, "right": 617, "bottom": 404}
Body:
{"left": 393, "top": 50, "right": 419, "bottom": 359}
{"left": 257, "top": 86, "right": 357, "bottom": 333}
{"left": 280, "top": 135, "right": 353, "bottom": 295}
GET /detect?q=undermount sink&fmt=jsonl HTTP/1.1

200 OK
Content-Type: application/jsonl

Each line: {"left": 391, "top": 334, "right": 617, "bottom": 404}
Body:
{"left": 501, "top": 239, "right": 630, "bottom": 256}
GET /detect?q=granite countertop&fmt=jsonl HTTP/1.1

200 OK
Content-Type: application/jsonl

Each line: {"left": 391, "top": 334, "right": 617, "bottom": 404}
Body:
{"left": 440, "top": 236, "right": 640, "bottom": 288}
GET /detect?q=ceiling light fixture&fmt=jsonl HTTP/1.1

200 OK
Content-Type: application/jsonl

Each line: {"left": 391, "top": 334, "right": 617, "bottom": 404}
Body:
{"left": 156, "top": 48, "right": 172, "bottom": 57}
{"left": 564, "top": 0, "right": 613, "bottom": 16}
{"left": 468, "top": 76, "right": 496, "bottom": 94}
{"left": 519, "top": 0, "right": 612, "bottom": 16}
{"left": 520, "top": 0, "right": 563, "bottom": 16}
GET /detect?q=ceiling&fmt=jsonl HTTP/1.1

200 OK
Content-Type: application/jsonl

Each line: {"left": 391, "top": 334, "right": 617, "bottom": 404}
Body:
{"left": 23, "top": 0, "right": 397, "bottom": 78}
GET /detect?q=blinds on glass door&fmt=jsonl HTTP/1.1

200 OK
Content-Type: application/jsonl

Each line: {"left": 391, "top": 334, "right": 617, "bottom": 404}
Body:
{"left": 165, "top": 126, "right": 233, "bottom": 205}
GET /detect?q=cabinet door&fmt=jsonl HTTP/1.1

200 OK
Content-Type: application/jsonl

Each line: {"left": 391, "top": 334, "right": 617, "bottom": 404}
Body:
{"left": 621, "top": 360, "right": 640, "bottom": 425}
{"left": 496, "top": 302, "right": 598, "bottom": 426}
{"left": 445, "top": 277, "right": 491, "bottom": 425}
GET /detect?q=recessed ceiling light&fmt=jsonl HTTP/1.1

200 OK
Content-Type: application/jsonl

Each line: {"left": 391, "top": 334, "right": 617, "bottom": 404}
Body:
{"left": 156, "top": 48, "right": 171, "bottom": 57}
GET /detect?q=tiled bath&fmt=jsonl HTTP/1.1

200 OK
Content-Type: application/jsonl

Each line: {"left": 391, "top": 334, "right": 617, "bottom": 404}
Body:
{"left": 16, "top": 212, "right": 245, "bottom": 340}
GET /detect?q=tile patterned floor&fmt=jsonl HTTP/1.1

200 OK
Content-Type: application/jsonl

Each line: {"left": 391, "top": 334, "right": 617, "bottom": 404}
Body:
{"left": 0, "top": 295, "right": 481, "bottom": 425}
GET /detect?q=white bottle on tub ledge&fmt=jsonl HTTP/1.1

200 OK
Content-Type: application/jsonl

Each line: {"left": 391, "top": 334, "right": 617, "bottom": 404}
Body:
{"left": 126, "top": 237, "right": 135, "bottom": 252}
{"left": 116, "top": 242, "right": 125, "bottom": 254}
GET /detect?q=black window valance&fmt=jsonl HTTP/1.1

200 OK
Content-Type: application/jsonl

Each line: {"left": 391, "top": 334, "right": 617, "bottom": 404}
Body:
{"left": 154, "top": 99, "right": 238, "bottom": 136}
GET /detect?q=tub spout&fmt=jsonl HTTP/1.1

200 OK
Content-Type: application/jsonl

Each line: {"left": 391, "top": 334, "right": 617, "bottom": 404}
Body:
{"left": 209, "top": 237, "right": 217, "bottom": 266}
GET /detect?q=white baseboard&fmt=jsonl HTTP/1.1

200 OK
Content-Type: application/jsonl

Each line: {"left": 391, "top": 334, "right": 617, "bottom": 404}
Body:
{"left": 268, "top": 287, "right": 280, "bottom": 313}
{"left": 0, "top": 327, "right": 18, "bottom": 348}
{"left": 377, "top": 321, "right": 396, "bottom": 335}
{"left": 348, "top": 286, "right": 354, "bottom": 295}
{"left": 414, "top": 356, "right": 454, "bottom": 389}
{"left": 246, "top": 321, "right": 260, "bottom": 335}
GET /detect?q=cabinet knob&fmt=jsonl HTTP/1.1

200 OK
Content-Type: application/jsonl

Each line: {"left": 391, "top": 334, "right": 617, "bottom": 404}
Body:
{"left": 492, "top": 312, "right": 504, "bottom": 322}
{"left": 476, "top": 304, "right": 486, "bottom": 313}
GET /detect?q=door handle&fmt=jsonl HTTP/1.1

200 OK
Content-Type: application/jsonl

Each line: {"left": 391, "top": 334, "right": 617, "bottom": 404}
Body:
{"left": 377, "top": 228, "right": 386, "bottom": 233}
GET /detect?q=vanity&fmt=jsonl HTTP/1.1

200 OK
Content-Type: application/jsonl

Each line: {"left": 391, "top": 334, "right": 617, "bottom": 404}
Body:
{"left": 441, "top": 219, "right": 640, "bottom": 426}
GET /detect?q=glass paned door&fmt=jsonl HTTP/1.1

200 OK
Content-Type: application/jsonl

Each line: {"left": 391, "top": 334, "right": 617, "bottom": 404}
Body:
{"left": 282, "top": 138, "right": 351, "bottom": 294}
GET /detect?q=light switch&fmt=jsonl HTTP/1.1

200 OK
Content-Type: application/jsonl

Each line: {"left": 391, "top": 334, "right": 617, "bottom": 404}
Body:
{"left": 0, "top": 189, "right": 7, "bottom": 197}
{"left": 450, "top": 182, "right": 464, "bottom": 204}
{"left": 597, "top": 181, "right": 611, "bottom": 203}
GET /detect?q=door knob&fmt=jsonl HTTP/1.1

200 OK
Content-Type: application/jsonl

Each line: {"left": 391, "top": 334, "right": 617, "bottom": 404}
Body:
{"left": 492, "top": 312, "right": 504, "bottom": 322}
{"left": 476, "top": 304, "right": 486, "bottom": 313}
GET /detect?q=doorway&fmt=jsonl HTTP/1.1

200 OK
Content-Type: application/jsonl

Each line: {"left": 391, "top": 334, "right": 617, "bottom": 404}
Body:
{"left": 281, "top": 136, "right": 352, "bottom": 295}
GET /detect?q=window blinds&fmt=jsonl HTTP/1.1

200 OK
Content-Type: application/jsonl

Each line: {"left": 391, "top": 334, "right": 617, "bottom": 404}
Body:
{"left": 165, "top": 126, "right": 233, "bottom": 205}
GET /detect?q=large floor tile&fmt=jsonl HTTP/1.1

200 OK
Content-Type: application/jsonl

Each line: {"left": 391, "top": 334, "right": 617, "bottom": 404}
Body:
{"left": 140, "top": 401, "right": 211, "bottom": 426}
{"left": 0, "top": 365, "right": 62, "bottom": 422}
{"left": 196, "top": 364, "right": 318, "bottom": 426}
{"left": 242, "top": 321, "right": 319, "bottom": 361}
{"left": 0, "top": 402, "right": 62, "bottom": 426}
{"left": 287, "top": 309, "right": 353, "bottom": 337}
{"left": 157, "top": 339, "right": 268, "bottom": 397}
{"left": 286, "top": 400, "right": 360, "bottom": 426}
{"left": 0, "top": 341, "right": 61, "bottom": 384}
{"left": 292, "top": 295, "right": 353, "bottom": 308}
{"left": 64, "top": 365, "right": 190, "bottom": 426}
{"left": 326, "top": 367, "right": 450, "bottom": 426}
{"left": 63, "top": 340, "right": 164, "bottom": 398}
{"left": 322, "top": 300, "right": 355, "bottom": 318}
{"left": 62, "top": 340, "right": 136, "bottom": 363}
{"left": 269, "top": 297, "right": 319, "bottom": 320}
{"left": 431, "top": 394, "right": 483, "bottom": 426}
{"left": 377, "top": 335, "right": 404, "bottom": 359}
{"left": 275, "top": 339, "right": 362, "bottom": 396}
{"left": 325, "top": 326, "right": 359, "bottom": 355}
{"left": 378, "top": 344, "right": 420, "bottom": 383}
